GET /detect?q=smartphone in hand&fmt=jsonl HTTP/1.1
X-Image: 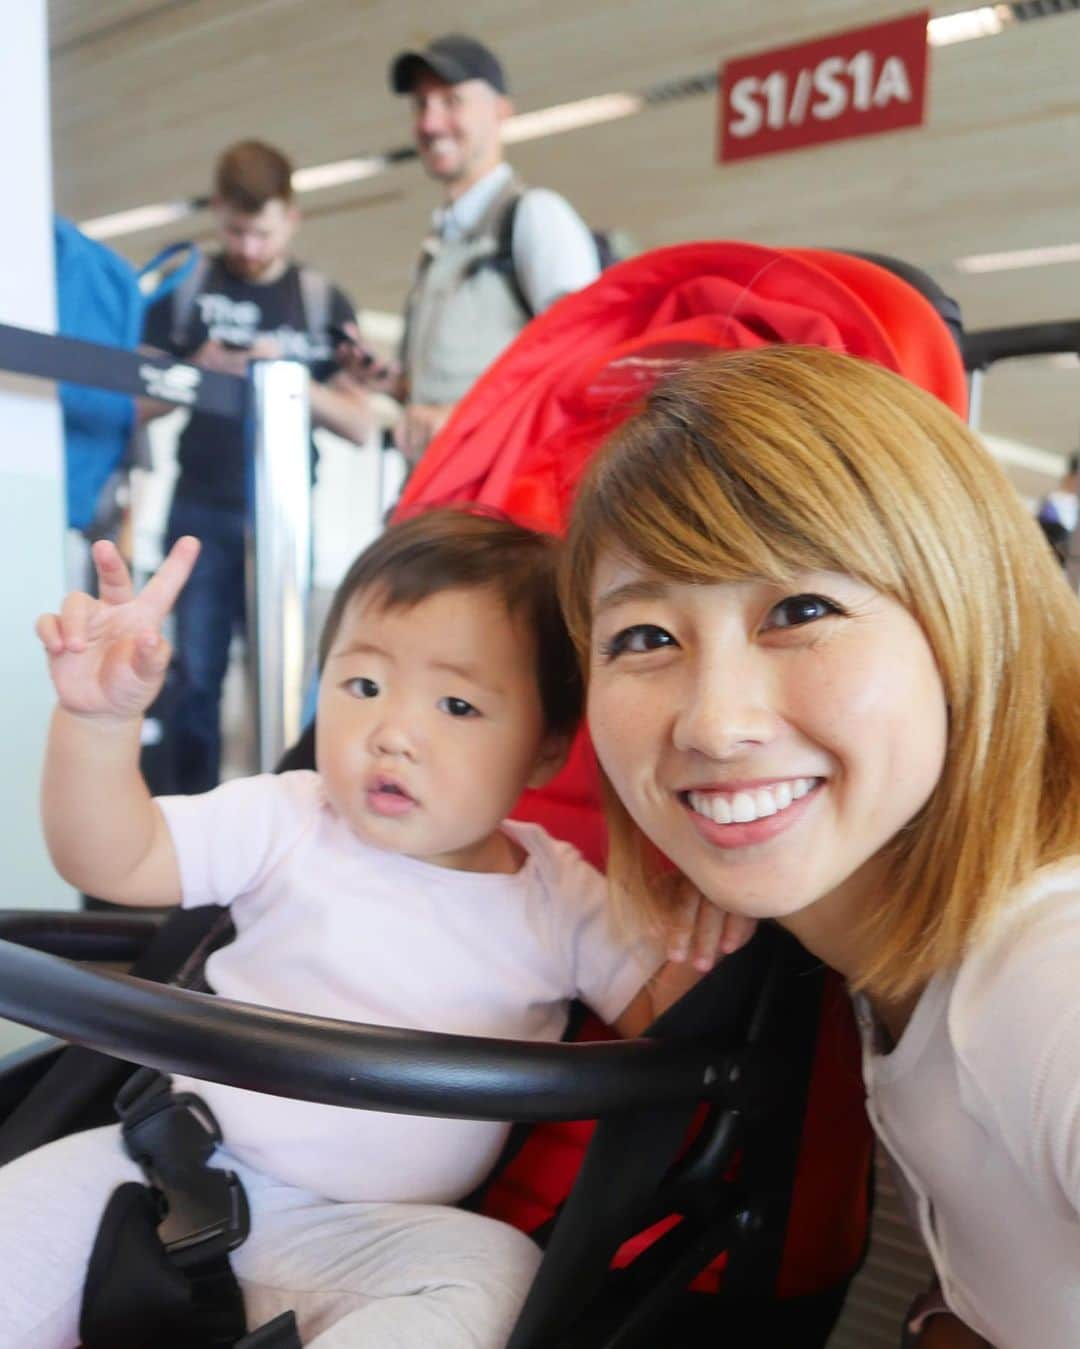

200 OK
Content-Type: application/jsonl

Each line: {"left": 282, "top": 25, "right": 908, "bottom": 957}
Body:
{"left": 328, "top": 325, "right": 395, "bottom": 385}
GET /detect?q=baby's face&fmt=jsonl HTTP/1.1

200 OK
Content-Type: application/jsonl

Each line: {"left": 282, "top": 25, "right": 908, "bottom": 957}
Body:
{"left": 316, "top": 585, "right": 558, "bottom": 872}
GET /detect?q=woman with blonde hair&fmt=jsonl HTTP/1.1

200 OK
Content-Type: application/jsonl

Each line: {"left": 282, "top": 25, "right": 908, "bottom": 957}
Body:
{"left": 561, "top": 344, "right": 1080, "bottom": 1349}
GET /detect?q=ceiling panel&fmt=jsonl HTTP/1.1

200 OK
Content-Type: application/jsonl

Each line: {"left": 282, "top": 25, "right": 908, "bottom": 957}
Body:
{"left": 48, "top": 0, "right": 183, "bottom": 53}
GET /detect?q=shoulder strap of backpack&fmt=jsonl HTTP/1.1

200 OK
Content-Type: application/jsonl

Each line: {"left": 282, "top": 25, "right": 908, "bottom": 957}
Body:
{"left": 297, "top": 266, "right": 332, "bottom": 351}
{"left": 483, "top": 185, "right": 606, "bottom": 318}
{"left": 138, "top": 241, "right": 201, "bottom": 304}
{"left": 469, "top": 189, "right": 534, "bottom": 319}
{"left": 169, "top": 253, "right": 213, "bottom": 352}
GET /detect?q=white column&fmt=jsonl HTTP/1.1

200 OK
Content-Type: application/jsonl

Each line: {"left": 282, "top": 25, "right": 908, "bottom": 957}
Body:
{"left": 0, "top": 1, "right": 75, "bottom": 1052}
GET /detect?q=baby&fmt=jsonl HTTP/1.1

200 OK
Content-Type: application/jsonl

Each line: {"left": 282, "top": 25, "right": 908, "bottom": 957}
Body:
{"left": 5, "top": 509, "right": 730, "bottom": 1349}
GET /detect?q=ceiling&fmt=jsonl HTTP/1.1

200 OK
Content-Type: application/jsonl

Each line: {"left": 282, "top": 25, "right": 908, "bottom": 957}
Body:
{"left": 47, "top": 0, "right": 1080, "bottom": 464}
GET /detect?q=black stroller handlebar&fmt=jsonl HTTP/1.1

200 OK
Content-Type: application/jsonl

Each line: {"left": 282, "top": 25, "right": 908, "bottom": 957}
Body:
{"left": 963, "top": 320, "right": 1080, "bottom": 370}
{"left": 0, "top": 909, "right": 164, "bottom": 963}
{"left": 0, "top": 936, "right": 724, "bottom": 1122}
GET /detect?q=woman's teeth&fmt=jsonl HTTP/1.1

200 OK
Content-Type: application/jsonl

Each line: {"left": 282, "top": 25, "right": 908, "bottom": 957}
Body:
{"left": 687, "top": 777, "right": 816, "bottom": 825}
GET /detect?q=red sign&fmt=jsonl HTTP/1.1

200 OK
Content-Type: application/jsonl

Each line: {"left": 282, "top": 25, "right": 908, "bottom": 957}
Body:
{"left": 718, "top": 11, "right": 929, "bottom": 163}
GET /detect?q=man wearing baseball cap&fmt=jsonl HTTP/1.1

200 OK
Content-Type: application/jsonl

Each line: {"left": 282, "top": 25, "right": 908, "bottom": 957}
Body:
{"left": 377, "top": 34, "right": 601, "bottom": 462}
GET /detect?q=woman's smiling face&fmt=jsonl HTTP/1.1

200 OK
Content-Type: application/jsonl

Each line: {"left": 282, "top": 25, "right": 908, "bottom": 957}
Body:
{"left": 586, "top": 554, "right": 949, "bottom": 928}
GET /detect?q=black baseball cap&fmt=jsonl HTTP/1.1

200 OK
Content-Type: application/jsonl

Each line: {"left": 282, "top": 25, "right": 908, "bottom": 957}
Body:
{"left": 390, "top": 34, "right": 508, "bottom": 96}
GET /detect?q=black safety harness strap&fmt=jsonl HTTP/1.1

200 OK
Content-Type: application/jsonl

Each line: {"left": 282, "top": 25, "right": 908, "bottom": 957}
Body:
{"left": 79, "top": 1067, "right": 300, "bottom": 1349}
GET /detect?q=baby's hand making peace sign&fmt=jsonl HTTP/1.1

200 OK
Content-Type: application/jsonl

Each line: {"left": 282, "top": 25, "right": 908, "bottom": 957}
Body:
{"left": 35, "top": 537, "right": 200, "bottom": 722}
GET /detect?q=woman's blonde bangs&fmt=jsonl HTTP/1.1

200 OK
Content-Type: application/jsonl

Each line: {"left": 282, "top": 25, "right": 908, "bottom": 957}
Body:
{"left": 565, "top": 348, "right": 998, "bottom": 653}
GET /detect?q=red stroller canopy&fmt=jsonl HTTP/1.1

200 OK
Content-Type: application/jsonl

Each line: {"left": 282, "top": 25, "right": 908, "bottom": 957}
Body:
{"left": 399, "top": 240, "right": 967, "bottom": 536}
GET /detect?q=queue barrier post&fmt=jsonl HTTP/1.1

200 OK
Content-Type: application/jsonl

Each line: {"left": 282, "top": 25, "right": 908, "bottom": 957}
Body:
{"left": 245, "top": 358, "right": 312, "bottom": 774}
{"left": 967, "top": 367, "right": 984, "bottom": 430}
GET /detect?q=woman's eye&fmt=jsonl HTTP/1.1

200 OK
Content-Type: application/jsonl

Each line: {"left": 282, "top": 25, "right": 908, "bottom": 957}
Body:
{"left": 345, "top": 677, "right": 379, "bottom": 698}
{"left": 601, "top": 624, "right": 677, "bottom": 658}
{"left": 766, "top": 594, "right": 842, "bottom": 630}
{"left": 438, "top": 696, "right": 478, "bottom": 718}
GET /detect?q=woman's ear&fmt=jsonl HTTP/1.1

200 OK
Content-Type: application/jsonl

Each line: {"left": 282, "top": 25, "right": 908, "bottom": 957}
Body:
{"left": 526, "top": 732, "right": 571, "bottom": 790}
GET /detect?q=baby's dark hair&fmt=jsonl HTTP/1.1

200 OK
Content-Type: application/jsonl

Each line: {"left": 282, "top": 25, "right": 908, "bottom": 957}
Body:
{"left": 319, "top": 508, "right": 583, "bottom": 736}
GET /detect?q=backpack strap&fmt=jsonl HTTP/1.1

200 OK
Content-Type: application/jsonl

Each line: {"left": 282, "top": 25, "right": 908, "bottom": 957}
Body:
{"left": 400, "top": 235, "right": 440, "bottom": 395}
{"left": 464, "top": 185, "right": 608, "bottom": 320}
{"left": 139, "top": 242, "right": 202, "bottom": 308}
{"left": 461, "top": 185, "right": 534, "bottom": 320}
{"left": 169, "top": 253, "right": 214, "bottom": 353}
{"left": 493, "top": 194, "right": 533, "bottom": 319}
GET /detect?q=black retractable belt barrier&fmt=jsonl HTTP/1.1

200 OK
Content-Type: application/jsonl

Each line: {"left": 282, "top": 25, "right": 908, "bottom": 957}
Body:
{"left": 0, "top": 320, "right": 245, "bottom": 420}
{"left": 0, "top": 317, "right": 312, "bottom": 772}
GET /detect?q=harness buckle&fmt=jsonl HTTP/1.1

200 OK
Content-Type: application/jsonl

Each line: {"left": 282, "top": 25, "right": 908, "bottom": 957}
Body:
{"left": 116, "top": 1068, "right": 250, "bottom": 1268}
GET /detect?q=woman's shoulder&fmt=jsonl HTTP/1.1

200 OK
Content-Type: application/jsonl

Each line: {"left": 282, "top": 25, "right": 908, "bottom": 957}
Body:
{"left": 949, "top": 858, "right": 1080, "bottom": 1212}
{"left": 948, "top": 858, "right": 1080, "bottom": 1098}
{"left": 956, "top": 857, "right": 1080, "bottom": 1003}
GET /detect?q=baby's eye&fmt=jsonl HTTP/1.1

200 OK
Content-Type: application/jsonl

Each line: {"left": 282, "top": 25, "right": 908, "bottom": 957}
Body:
{"left": 344, "top": 676, "right": 379, "bottom": 698}
{"left": 438, "top": 696, "right": 479, "bottom": 718}
{"left": 601, "top": 624, "right": 677, "bottom": 659}
{"left": 765, "top": 594, "right": 843, "bottom": 630}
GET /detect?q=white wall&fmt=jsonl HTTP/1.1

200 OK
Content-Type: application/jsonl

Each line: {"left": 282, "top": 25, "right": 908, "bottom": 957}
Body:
{"left": 0, "top": 0, "right": 77, "bottom": 1055}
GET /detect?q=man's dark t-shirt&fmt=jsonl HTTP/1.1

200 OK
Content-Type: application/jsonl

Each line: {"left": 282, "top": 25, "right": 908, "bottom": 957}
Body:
{"left": 142, "top": 257, "right": 356, "bottom": 511}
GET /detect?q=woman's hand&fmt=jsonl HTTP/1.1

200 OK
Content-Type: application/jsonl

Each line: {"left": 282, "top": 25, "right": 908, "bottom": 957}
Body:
{"left": 35, "top": 537, "right": 200, "bottom": 723}
{"left": 664, "top": 879, "right": 758, "bottom": 971}
{"left": 618, "top": 883, "right": 759, "bottom": 1031}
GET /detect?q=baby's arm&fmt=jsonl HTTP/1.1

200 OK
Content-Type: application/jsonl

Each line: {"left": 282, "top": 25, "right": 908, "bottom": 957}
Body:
{"left": 36, "top": 538, "right": 200, "bottom": 907}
